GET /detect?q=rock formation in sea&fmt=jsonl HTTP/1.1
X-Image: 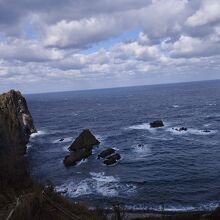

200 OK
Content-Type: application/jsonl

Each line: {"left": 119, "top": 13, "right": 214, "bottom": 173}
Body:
{"left": 150, "top": 120, "right": 164, "bottom": 128}
{"left": 0, "top": 90, "right": 36, "bottom": 155}
{"left": 104, "top": 153, "right": 121, "bottom": 165}
{"left": 98, "top": 148, "right": 116, "bottom": 159}
{"left": 172, "top": 127, "right": 188, "bottom": 132}
{"left": 69, "top": 129, "right": 100, "bottom": 151}
{"left": 64, "top": 129, "right": 100, "bottom": 166}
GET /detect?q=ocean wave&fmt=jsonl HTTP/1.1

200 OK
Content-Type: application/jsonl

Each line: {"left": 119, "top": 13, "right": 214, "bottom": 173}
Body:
{"left": 172, "top": 105, "right": 180, "bottom": 108}
{"left": 90, "top": 172, "right": 119, "bottom": 183}
{"left": 55, "top": 172, "right": 136, "bottom": 198}
{"left": 30, "top": 130, "right": 47, "bottom": 138}
{"left": 167, "top": 127, "right": 217, "bottom": 136}
{"left": 26, "top": 143, "right": 32, "bottom": 151}
{"left": 127, "top": 123, "right": 151, "bottom": 130}
{"left": 95, "top": 134, "right": 105, "bottom": 143}
{"left": 127, "top": 122, "right": 168, "bottom": 132}
{"left": 207, "top": 103, "right": 217, "bottom": 106}
{"left": 133, "top": 144, "right": 151, "bottom": 156}
{"left": 125, "top": 201, "right": 220, "bottom": 212}
{"left": 76, "top": 159, "right": 88, "bottom": 167}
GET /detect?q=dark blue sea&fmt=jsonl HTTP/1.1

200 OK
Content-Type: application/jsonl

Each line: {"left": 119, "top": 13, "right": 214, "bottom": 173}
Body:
{"left": 26, "top": 80, "right": 220, "bottom": 211}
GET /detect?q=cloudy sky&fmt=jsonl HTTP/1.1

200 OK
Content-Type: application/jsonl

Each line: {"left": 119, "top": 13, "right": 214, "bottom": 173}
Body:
{"left": 0, "top": 0, "right": 220, "bottom": 93}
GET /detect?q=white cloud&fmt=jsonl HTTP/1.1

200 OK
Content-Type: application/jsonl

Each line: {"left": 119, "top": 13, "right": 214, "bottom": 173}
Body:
{"left": 44, "top": 16, "right": 132, "bottom": 48}
{"left": 0, "top": 0, "right": 220, "bottom": 93}
{"left": 0, "top": 38, "right": 64, "bottom": 62}
{"left": 186, "top": 0, "right": 220, "bottom": 27}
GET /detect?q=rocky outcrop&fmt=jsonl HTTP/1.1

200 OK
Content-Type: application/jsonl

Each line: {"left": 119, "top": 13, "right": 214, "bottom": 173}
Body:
{"left": 104, "top": 153, "right": 121, "bottom": 165}
{"left": 69, "top": 129, "right": 100, "bottom": 151}
{"left": 64, "top": 129, "right": 100, "bottom": 167}
{"left": 150, "top": 120, "right": 164, "bottom": 128}
{"left": 172, "top": 127, "right": 188, "bottom": 132}
{"left": 0, "top": 90, "right": 36, "bottom": 155}
{"left": 98, "top": 148, "right": 116, "bottom": 159}
{"left": 64, "top": 148, "right": 92, "bottom": 167}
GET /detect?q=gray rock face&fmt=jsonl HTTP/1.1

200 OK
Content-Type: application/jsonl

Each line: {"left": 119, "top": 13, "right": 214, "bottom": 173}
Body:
{"left": 150, "top": 120, "right": 164, "bottom": 128}
{"left": 98, "top": 148, "right": 115, "bottom": 159}
{"left": 0, "top": 90, "right": 36, "bottom": 155}
{"left": 64, "top": 129, "right": 100, "bottom": 167}
{"left": 69, "top": 129, "right": 100, "bottom": 151}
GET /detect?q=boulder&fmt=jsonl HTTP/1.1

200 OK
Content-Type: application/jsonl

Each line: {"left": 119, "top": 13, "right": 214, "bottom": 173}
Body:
{"left": 63, "top": 148, "right": 92, "bottom": 167}
{"left": 150, "top": 120, "right": 164, "bottom": 128}
{"left": 98, "top": 148, "right": 115, "bottom": 159}
{"left": 104, "top": 153, "right": 121, "bottom": 166}
{"left": 69, "top": 129, "right": 100, "bottom": 151}
{"left": 59, "top": 138, "right": 64, "bottom": 142}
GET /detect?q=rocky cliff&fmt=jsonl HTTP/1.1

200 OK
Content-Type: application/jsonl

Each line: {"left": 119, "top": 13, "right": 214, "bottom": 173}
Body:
{"left": 0, "top": 90, "right": 36, "bottom": 155}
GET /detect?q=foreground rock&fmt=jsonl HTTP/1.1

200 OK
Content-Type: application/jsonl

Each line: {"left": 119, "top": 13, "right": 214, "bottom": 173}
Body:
{"left": 104, "top": 153, "right": 121, "bottom": 165}
{"left": 64, "top": 129, "right": 100, "bottom": 167}
{"left": 69, "top": 129, "right": 100, "bottom": 151}
{"left": 0, "top": 90, "right": 36, "bottom": 193}
{"left": 0, "top": 90, "right": 36, "bottom": 154}
{"left": 150, "top": 120, "right": 164, "bottom": 128}
{"left": 98, "top": 148, "right": 115, "bottom": 159}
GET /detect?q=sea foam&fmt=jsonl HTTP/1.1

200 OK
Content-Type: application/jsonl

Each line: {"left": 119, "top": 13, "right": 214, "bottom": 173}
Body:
{"left": 55, "top": 172, "right": 136, "bottom": 198}
{"left": 167, "top": 127, "right": 217, "bottom": 136}
{"left": 30, "top": 130, "right": 47, "bottom": 138}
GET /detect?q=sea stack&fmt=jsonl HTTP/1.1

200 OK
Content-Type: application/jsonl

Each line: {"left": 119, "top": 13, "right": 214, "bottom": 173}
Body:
{"left": 69, "top": 129, "right": 100, "bottom": 151}
{"left": 150, "top": 120, "right": 164, "bottom": 128}
{"left": 64, "top": 129, "right": 100, "bottom": 167}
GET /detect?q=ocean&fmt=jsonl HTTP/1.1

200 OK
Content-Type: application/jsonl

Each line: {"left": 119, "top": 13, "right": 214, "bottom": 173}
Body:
{"left": 26, "top": 80, "right": 220, "bottom": 211}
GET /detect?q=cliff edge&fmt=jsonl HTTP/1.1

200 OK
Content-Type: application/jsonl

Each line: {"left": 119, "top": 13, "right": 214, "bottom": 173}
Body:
{"left": 0, "top": 90, "right": 36, "bottom": 155}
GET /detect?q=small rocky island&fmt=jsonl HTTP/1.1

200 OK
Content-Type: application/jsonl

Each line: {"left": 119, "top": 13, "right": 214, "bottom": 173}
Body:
{"left": 64, "top": 129, "right": 100, "bottom": 166}
{"left": 150, "top": 120, "right": 164, "bottom": 128}
{"left": 64, "top": 130, "right": 121, "bottom": 167}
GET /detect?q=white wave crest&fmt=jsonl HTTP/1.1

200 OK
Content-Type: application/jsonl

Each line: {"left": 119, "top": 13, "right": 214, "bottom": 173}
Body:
{"left": 172, "top": 105, "right": 180, "bottom": 108}
{"left": 55, "top": 172, "right": 136, "bottom": 198}
{"left": 133, "top": 144, "right": 151, "bottom": 155}
{"left": 30, "top": 130, "right": 47, "bottom": 138}
{"left": 128, "top": 123, "right": 151, "bottom": 130}
{"left": 168, "top": 127, "right": 217, "bottom": 135}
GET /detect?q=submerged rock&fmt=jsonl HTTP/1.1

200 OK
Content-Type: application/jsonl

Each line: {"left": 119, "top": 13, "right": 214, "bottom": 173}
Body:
{"left": 173, "top": 127, "right": 188, "bottom": 132}
{"left": 104, "top": 153, "right": 121, "bottom": 166}
{"left": 98, "top": 148, "right": 115, "bottom": 159}
{"left": 69, "top": 129, "right": 100, "bottom": 151}
{"left": 63, "top": 148, "right": 92, "bottom": 167}
{"left": 150, "top": 120, "right": 164, "bottom": 128}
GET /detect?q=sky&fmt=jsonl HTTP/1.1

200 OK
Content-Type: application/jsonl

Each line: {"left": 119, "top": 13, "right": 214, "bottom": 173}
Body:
{"left": 0, "top": 0, "right": 220, "bottom": 94}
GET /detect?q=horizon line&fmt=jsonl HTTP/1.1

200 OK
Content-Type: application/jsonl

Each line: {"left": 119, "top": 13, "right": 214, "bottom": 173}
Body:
{"left": 21, "top": 78, "right": 220, "bottom": 95}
